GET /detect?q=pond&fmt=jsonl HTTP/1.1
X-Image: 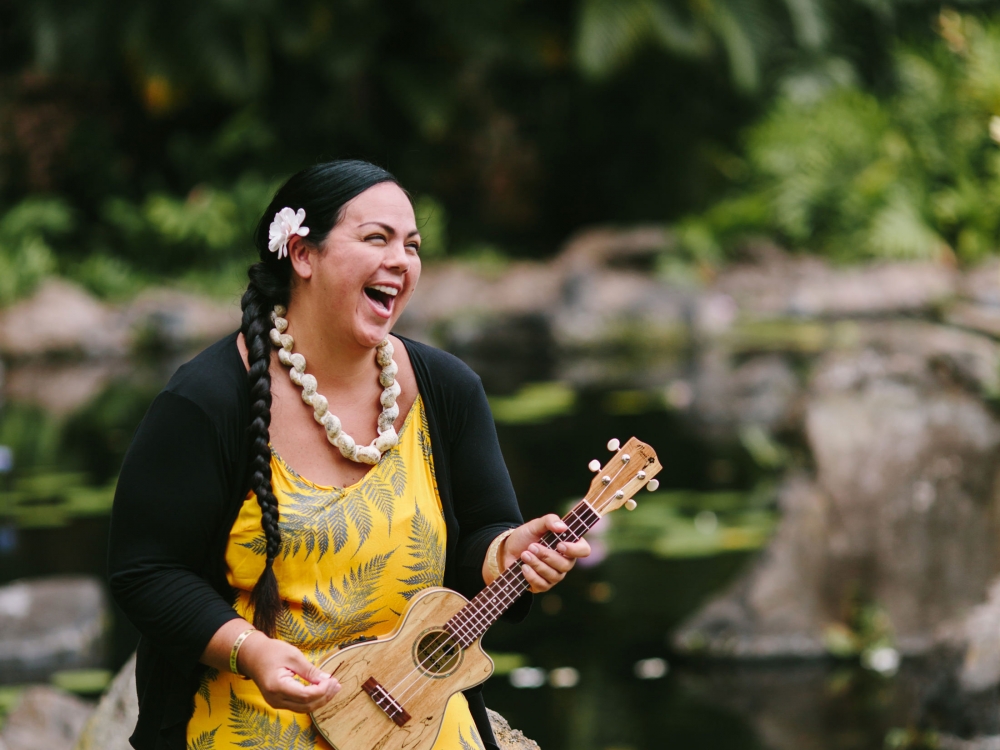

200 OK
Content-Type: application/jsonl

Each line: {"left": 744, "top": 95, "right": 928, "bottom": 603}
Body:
{"left": 0, "top": 342, "right": 920, "bottom": 750}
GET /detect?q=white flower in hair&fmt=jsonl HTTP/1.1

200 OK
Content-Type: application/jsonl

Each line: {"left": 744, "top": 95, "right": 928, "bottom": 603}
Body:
{"left": 268, "top": 207, "right": 310, "bottom": 259}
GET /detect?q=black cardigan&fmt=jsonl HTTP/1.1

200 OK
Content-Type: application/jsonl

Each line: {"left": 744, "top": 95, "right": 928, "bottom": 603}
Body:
{"left": 108, "top": 332, "right": 530, "bottom": 750}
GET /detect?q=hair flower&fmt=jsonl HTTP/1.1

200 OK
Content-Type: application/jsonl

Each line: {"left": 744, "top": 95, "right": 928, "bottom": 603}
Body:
{"left": 268, "top": 207, "right": 310, "bottom": 259}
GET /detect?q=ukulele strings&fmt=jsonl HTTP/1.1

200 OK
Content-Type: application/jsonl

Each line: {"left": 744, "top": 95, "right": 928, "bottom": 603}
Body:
{"left": 387, "top": 458, "right": 633, "bottom": 706}
{"left": 387, "top": 455, "right": 636, "bottom": 704}
{"left": 385, "top": 454, "right": 638, "bottom": 707}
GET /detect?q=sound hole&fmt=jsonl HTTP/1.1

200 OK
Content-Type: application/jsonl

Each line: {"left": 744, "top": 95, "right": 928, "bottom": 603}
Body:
{"left": 413, "top": 630, "right": 463, "bottom": 677}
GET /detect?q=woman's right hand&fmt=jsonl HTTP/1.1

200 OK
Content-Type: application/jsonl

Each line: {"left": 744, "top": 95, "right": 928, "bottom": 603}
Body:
{"left": 237, "top": 632, "right": 341, "bottom": 712}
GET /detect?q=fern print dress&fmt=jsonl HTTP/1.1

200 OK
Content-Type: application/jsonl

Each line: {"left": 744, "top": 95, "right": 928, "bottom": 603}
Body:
{"left": 186, "top": 396, "right": 484, "bottom": 750}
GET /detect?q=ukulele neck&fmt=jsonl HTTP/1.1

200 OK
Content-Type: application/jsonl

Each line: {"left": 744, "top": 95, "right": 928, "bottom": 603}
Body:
{"left": 443, "top": 500, "right": 601, "bottom": 647}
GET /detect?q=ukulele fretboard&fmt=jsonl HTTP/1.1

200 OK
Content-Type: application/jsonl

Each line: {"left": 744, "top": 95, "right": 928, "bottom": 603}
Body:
{"left": 444, "top": 500, "right": 601, "bottom": 648}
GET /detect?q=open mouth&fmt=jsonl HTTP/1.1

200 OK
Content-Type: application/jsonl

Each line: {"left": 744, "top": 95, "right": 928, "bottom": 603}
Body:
{"left": 364, "top": 284, "right": 398, "bottom": 315}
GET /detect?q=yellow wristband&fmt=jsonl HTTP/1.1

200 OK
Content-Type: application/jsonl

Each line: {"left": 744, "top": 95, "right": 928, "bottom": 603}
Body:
{"left": 229, "top": 627, "right": 257, "bottom": 675}
{"left": 486, "top": 529, "right": 515, "bottom": 582}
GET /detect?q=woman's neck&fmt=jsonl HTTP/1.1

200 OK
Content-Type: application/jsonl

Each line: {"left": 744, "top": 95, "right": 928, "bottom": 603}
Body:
{"left": 284, "top": 306, "right": 377, "bottom": 392}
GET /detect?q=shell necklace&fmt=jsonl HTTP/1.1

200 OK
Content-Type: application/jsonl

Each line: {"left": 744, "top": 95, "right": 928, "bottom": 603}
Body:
{"left": 269, "top": 305, "right": 400, "bottom": 465}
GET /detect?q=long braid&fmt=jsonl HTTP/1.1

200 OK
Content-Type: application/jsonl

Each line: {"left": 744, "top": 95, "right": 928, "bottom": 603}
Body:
{"left": 242, "top": 265, "right": 284, "bottom": 636}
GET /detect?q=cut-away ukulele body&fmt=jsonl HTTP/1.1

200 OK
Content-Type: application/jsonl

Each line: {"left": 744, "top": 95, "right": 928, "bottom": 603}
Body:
{"left": 312, "top": 587, "right": 490, "bottom": 750}
{"left": 311, "top": 437, "right": 661, "bottom": 750}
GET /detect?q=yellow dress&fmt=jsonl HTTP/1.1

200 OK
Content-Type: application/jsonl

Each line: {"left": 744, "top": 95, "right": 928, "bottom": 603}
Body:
{"left": 186, "top": 396, "right": 484, "bottom": 750}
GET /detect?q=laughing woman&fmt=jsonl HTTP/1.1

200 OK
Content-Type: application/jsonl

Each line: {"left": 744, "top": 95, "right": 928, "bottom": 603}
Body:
{"left": 108, "top": 160, "right": 589, "bottom": 750}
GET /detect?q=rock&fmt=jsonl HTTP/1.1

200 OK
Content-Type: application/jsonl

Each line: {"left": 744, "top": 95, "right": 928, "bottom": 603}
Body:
{"left": 675, "top": 334, "right": 1000, "bottom": 658}
{"left": 77, "top": 656, "right": 540, "bottom": 750}
{"left": 400, "top": 262, "right": 560, "bottom": 326}
{"left": 673, "top": 476, "right": 830, "bottom": 658}
{"left": 674, "top": 662, "right": 928, "bottom": 750}
{"left": 0, "top": 687, "right": 94, "bottom": 750}
{"left": 549, "top": 269, "right": 688, "bottom": 350}
{"left": 0, "top": 280, "right": 127, "bottom": 359}
{"left": 3, "top": 361, "right": 120, "bottom": 417}
{"left": 944, "top": 301, "right": 1000, "bottom": 339}
{"left": 939, "top": 735, "right": 1000, "bottom": 749}
{"left": 0, "top": 280, "right": 240, "bottom": 360}
{"left": 554, "top": 224, "right": 672, "bottom": 273}
{"left": 690, "top": 352, "right": 802, "bottom": 436}
{"left": 0, "top": 577, "right": 108, "bottom": 683}
{"left": 487, "top": 708, "right": 541, "bottom": 750}
{"left": 75, "top": 653, "right": 135, "bottom": 750}
{"left": 936, "top": 577, "right": 1000, "bottom": 692}
{"left": 960, "top": 259, "right": 1000, "bottom": 306}
{"left": 715, "top": 255, "right": 957, "bottom": 319}
{"left": 123, "top": 288, "right": 241, "bottom": 352}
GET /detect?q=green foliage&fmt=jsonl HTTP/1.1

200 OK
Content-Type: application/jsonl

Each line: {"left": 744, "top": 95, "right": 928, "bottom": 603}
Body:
{"left": 603, "top": 488, "right": 778, "bottom": 558}
{"left": 0, "top": 198, "right": 67, "bottom": 304}
{"left": 684, "top": 11, "right": 1000, "bottom": 263}
{"left": 413, "top": 195, "right": 449, "bottom": 260}
{"left": 884, "top": 727, "right": 940, "bottom": 750}
{"left": 3, "top": 0, "right": 998, "bottom": 298}
{"left": 576, "top": 0, "right": 849, "bottom": 93}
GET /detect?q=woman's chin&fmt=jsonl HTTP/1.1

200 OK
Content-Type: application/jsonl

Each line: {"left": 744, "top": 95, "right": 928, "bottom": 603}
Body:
{"left": 353, "top": 320, "right": 394, "bottom": 349}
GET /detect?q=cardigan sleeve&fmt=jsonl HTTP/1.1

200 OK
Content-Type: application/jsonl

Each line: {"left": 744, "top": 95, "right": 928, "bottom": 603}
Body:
{"left": 448, "top": 374, "right": 531, "bottom": 619}
{"left": 107, "top": 390, "right": 242, "bottom": 671}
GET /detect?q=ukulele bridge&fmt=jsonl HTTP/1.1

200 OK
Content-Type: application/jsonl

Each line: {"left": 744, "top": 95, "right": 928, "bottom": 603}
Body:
{"left": 361, "top": 676, "right": 411, "bottom": 727}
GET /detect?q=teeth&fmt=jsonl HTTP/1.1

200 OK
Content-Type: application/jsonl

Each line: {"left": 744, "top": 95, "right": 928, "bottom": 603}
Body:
{"left": 368, "top": 285, "right": 398, "bottom": 297}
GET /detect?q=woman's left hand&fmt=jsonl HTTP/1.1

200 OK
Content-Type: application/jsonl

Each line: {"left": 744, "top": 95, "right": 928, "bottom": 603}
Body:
{"left": 500, "top": 514, "right": 591, "bottom": 593}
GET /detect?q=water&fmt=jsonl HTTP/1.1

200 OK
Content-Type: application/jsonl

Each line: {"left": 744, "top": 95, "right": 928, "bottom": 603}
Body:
{"left": 0, "top": 346, "right": 916, "bottom": 749}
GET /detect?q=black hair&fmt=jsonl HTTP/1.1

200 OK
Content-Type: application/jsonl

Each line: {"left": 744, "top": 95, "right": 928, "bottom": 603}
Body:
{"left": 241, "top": 159, "right": 402, "bottom": 636}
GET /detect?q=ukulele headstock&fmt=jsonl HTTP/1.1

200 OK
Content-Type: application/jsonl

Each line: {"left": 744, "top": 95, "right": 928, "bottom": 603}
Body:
{"left": 583, "top": 437, "right": 662, "bottom": 517}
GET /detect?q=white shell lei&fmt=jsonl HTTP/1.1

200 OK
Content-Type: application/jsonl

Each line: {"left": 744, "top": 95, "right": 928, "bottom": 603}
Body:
{"left": 269, "top": 305, "right": 400, "bottom": 465}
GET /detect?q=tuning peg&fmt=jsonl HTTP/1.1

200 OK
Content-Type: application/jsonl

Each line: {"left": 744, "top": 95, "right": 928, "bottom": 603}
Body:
{"left": 625, "top": 499, "right": 637, "bottom": 511}
{"left": 621, "top": 453, "right": 630, "bottom": 463}
{"left": 607, "top": 438, "right": 620, "bottom": 452}
{"left": 646, "top": 479, "right": 660, "bottom": 492}
{"left": 637, "top": 471, "right": 647, "bottom": 480}
{"left": 588, "top": 459, "right": 601, "bottom": 473}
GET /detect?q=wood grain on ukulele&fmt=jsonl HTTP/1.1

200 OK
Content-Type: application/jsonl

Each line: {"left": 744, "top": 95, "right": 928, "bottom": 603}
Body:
{"left": 310, "top": 437, "right": 661, "bottom": 750}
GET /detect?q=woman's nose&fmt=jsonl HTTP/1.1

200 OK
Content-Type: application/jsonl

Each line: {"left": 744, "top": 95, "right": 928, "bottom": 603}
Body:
{"left": 384, "top": 240, "right": 411, "bottom": 272}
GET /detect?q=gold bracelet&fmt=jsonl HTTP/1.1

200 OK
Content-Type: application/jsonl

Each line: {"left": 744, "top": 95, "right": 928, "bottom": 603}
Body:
{"left": 486, "top": 529, "right": 515, "bottom": 582}
{"left": 229, "top": 627, "right": 257, "bottom": 675}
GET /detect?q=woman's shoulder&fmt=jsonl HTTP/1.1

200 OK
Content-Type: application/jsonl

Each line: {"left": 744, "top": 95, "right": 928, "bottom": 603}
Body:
{"left": 396, "top": 335, "right": 482, "bottom": 391}
{"left": 162, "top": 331, "right": 248, "bottom": 423}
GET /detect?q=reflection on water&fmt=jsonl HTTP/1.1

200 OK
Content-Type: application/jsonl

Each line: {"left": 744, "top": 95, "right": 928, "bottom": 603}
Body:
{"left": 0, "top": 350, "right": 911, "bottom": 749}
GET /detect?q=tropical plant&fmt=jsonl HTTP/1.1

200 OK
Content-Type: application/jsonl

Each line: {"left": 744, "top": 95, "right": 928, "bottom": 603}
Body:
{"left": 676, "top": 9, "right": 1000, "bottom": 263}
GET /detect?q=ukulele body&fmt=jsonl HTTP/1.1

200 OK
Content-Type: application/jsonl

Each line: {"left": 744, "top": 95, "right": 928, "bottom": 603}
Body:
{"left": 311, "top": 587, "right": 494, "bottom": 750}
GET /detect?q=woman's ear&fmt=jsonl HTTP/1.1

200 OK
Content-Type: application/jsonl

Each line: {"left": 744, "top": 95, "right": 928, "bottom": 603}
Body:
{"left": 288, "top": 235, "right": 314, "bottom": 280}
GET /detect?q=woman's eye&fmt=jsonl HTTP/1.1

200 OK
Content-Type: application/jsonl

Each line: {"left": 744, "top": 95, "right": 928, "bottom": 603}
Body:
{"left": 407, "top": 242, "right": 421, "bottom": 253}
{"left": 365, "top": 234, "right": 387, "bottom": 244}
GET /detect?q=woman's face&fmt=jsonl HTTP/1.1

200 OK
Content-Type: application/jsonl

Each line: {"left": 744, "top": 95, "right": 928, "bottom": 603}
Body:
{"left": 294, "top": 181, "right": 421, "bottom": 350}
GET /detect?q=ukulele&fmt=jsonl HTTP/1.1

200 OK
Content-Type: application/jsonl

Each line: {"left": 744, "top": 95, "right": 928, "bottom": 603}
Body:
{"left": 310, "top": 437, "right": 661, "bottom": 750}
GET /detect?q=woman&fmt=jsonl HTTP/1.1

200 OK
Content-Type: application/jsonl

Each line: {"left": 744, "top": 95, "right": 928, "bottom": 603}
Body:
{"left": 108, "top": 160, "right": 589, "bottom": 750}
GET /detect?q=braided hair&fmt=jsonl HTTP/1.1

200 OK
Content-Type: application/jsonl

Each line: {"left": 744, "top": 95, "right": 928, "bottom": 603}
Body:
{"left": 242, "top": 160, "right": 403, "bottom": 636}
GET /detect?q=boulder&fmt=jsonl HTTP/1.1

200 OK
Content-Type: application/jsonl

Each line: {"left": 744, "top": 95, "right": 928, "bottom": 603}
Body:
{"left": 0, "top": 687, "right": 94, "bottom": 750}
{"left": 0, "top": 280, "right": 127, "bottom": 359}
{"left": 75, "top": 653, "right": 135, "bottom": 750}
{"left": 2, "top": 361, "right": 120, "bottom": 417}
{"left": 715, "top": 256, "right": 957, "bottom": 319}
{"left": 689, "top": 352, "right": 802, "bottom": 436}
{"left": 487, "top": 708, "right": 541, "bottom": 750}
{"left": 123, "top": 288, "right": 241, "bottom": 352}
{"left": 0, "top": 577, "right": 108, "bottom": 683}
{"left": 939, "top": 735, "right": 1000, "bottom": 749}
{"left": 674, "top": 329, "right": 1000, "bottom": 658}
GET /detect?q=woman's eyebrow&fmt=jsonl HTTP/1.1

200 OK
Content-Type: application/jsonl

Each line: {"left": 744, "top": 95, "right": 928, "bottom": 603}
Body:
{"left": 358, "top": 221, "right": 420, "bottom": 238}
{"left": 358, "top": 221, "right": 396, "bottom": 234}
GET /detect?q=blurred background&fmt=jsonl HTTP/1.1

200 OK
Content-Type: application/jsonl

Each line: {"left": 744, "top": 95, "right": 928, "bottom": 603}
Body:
{"left": 6, "top": 1, "right": 1000, "bottom": 749}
